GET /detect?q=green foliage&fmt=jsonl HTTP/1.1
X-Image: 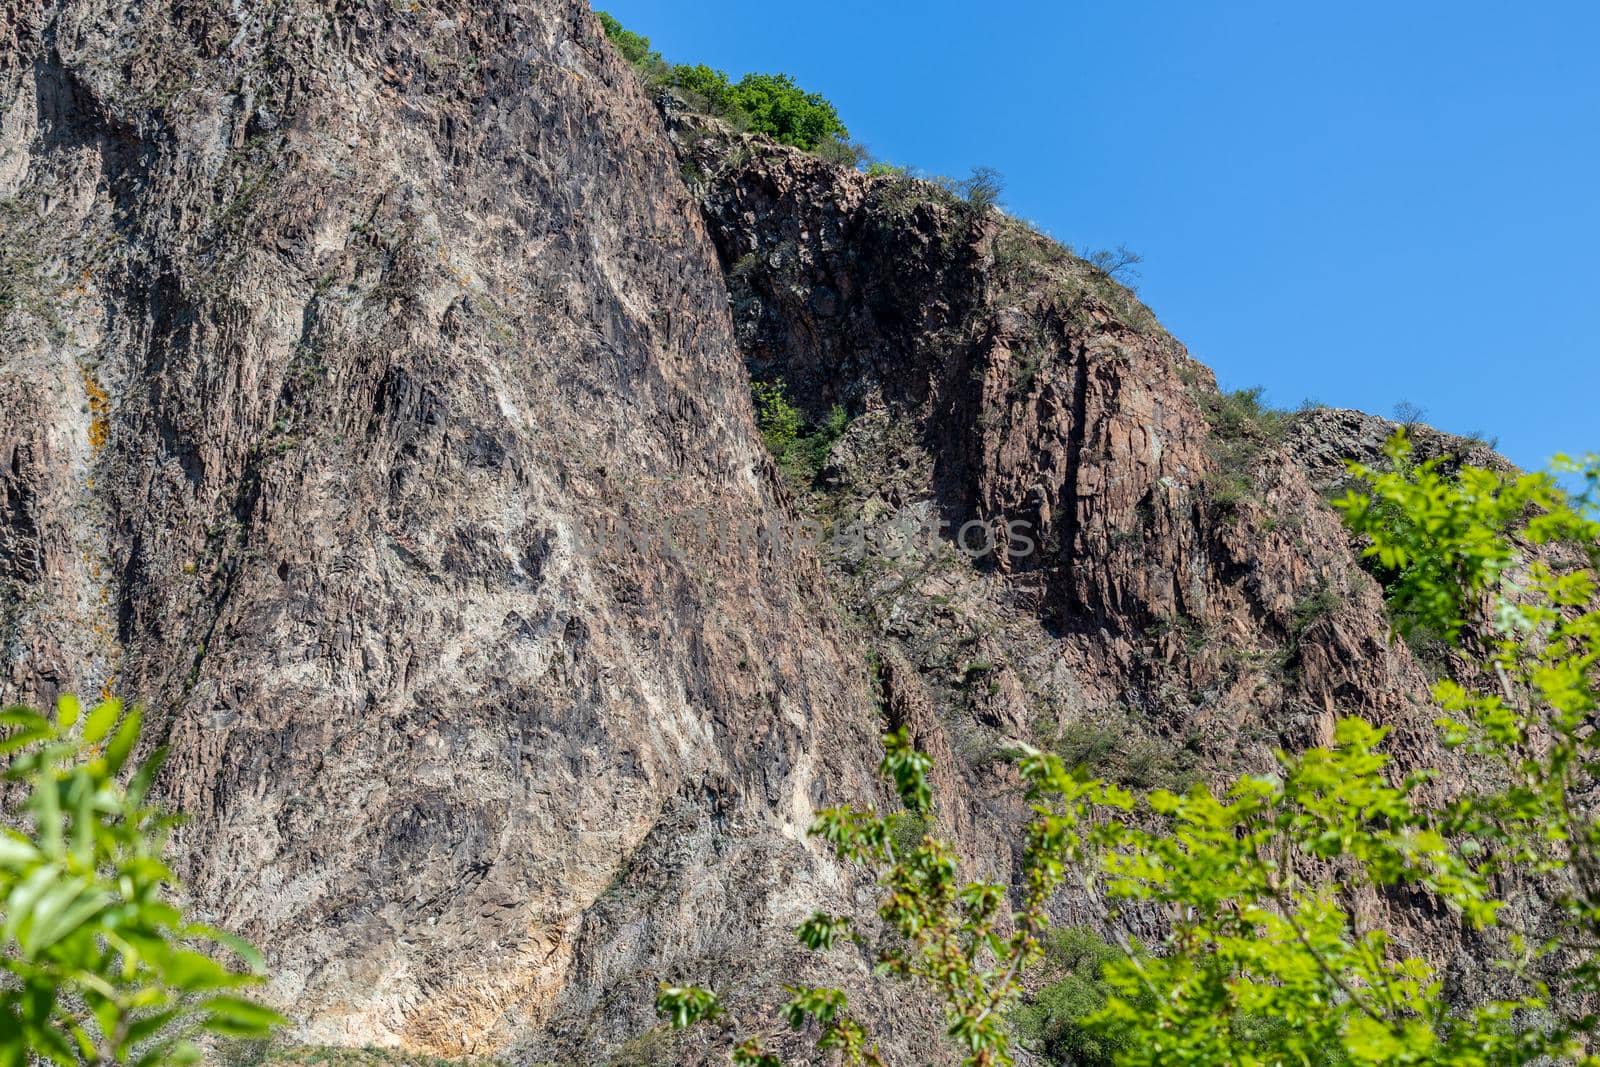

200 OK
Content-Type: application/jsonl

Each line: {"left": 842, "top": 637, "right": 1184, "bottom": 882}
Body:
{"left": 654, "top": 435, "right": 1600, "bottom": 1067}
{"left": 659, "top": 727, "right": 1042, "bottom": 1065}
{"left": 1290, "top": 584, "right": 1339, "bottom": 638}
{"left": 1071, "top": 439, "right": 1596, "bottom": 1066}
{"left": 1201, "top": 385, "right": 1291, "bottom": 443}
{"left": 665, "top": 62, "right": 731, "bottom": 111}
{"left": 1011, "top": 928, "right": 1141, "bottom": 1066}
{"left": 752, "top": 380, "right": 849, "bottom": 489}
{"left": 1197, "top": 386, "right": 1292, "bottom": 516}
{"left": 1277, "top": 583, "right": 1341, "bottom": 677}
{"left": 753, "top": 380, "right": 805, "bottom": 456}
{"left": 885, "top": 811, "right": 930, "bottom": 864}
{"left": 1060, "top": 718, "right": 1529, "bottom": 1066}
{"left": 0, "top": 696, "right": 284, "bottom": 1066}
{"left": 1334, "top": 429, "right": 1572, "bottom": 641}
{"left": 1343, "top": 443, "right": 1600, "bottom": 969}
{"left": 1043, "top": 719, "right": 1192, "bottom": 792}
{"left": 958, "top": 167, "right": 1004, "bottom": 210}
{"left": 654, "top": 985, "right": 721, "bottom": 1029}
{"left": 596, "top": 12, "right": 853, "bottom": 155}
{"left": 724, "top": 73, "right": 848, "bottom": 151}
{"left": 595, "top": 11, "right": 659, "bottom": 68}
{"left": 811, "top": 137, "right": 871, "bottom": 168}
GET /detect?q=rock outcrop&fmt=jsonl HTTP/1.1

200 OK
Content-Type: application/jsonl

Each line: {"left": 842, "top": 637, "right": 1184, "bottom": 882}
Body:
{"left": 1, "top": 2, "right": 911, "bottom": 1060}
{"left": 677, "top": 115, "right": 1451, "bottom": 763}
{"left": 0, "top": 2, "right": 1502, "bottom": 1062}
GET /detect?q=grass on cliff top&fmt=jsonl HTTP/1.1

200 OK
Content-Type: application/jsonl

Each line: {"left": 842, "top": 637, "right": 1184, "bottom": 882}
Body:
{"left": 1191, "top": 382, "right": 1296, "bottom": 518}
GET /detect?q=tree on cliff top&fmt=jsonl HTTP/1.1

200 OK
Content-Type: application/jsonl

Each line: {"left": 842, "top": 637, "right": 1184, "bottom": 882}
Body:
{"left": 596, "top": 10, "right": 850, "bottom": 153}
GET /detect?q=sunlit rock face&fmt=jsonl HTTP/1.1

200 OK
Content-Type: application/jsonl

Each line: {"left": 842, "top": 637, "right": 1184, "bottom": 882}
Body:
{"left": 0, "top": 1, "right": 1493, "bottom": 1060}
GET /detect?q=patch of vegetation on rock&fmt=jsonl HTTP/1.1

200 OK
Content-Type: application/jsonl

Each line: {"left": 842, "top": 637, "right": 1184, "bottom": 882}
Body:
{"left": 1192, "top": 383, "right": 1293, "bottom": 517}
{"left": 752, "top": 379, "right": 849, "bottom": 490}
{"left": 597, "top": 11, "right": 854, "bottom": 156}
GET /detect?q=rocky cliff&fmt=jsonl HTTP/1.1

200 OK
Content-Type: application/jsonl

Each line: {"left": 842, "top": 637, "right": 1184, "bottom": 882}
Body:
{"left": 0, "top": 2, "right": 1495, "bottom": 1062}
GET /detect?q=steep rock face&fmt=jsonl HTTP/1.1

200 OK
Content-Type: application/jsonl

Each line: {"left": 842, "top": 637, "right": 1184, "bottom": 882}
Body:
{"left": 673, "top": 118, "right": 1472, "bottom": 955}
{"left": 0, "top": 3, "right": 1504, "bottom": 1061}
{"left": 0, "top": 3, "right": 908, "bottom": 1060}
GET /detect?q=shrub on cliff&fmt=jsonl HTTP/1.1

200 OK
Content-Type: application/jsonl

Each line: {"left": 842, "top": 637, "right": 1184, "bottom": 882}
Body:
{"left": 665, "top": 63, "right": 736, "bottom": 115}
{"left": 1196, "top": 385, "right": 1292, "bottom": 516}
{"left": 0, "top": 697, "right": 283, "bottom": 1065}
{"left": 1010, "top": 928, "right": 1138, "bottom": 1066}
{"left": 656, "top": 435, "right": 1600, "bottom": 1066}
{"left": 595, "top": 11, "right": 659, "bottom": 68}
{"left": 596, "top": 11, "right": 853, "bottom": 155}
{"left": 721, "top": 73, "right": 847, "bottom": 151}
{"left": 752, "top": 380, "right": 848, "bottom": 489}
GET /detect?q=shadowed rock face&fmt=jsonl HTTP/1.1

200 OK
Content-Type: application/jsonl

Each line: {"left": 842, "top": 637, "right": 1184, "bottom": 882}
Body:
{"left": 674, "top": 116, "right": 1448, "bottom": 761}
{"left": 672, "top": 114, "right": 1497, "bottom": 972}
{"left": 0, "top": 1, "right": 1500, "bottom": 1061}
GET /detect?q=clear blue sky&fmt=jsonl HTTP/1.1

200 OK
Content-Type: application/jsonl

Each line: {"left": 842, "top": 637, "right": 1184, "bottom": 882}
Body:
{"left": 597, "top": 1, "right": 1598, "bottom": 470}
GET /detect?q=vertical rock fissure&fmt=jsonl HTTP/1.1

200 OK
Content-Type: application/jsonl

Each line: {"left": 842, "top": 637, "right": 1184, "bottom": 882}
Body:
{"left": 1058, "top": 346, "right": 1092, "bottom": 630}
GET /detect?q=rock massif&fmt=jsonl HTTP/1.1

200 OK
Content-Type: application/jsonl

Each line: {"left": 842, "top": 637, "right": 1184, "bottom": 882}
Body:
{"left": 1, "top": 2, "right": 899, "bottom": 1060}
{"left": 0, "top": 1, "right": 1493, "bottom": 1062}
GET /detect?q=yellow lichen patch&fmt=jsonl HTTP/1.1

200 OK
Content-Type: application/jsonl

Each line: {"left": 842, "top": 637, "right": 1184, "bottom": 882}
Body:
{"left": 81, "top": 367, "right": 111, "bottom": 452}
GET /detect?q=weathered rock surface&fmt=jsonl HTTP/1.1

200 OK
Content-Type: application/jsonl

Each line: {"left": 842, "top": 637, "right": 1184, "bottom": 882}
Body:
{"left": 671, "top": 113, "right": 1498, "bottom": 969}
{"left": 0, "top": 2, "right": 1503, "bottom": 1062}
{"left": 676, "top": 116, "right": 1451, "bottom": 762}
{"left": 0, "top": 3, "right": 915, "bottom": 1061}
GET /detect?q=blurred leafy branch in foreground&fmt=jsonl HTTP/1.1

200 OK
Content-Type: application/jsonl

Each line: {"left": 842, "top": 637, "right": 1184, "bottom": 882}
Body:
{"left": 1, "top": 696, "right": 284, "bottom": 1065}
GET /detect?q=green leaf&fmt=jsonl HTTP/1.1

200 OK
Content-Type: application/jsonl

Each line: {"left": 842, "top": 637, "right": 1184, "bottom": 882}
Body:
{"left": 0, "top": 727, "right": 53, "bottom": 758}
{"left": 54, "top": 694, "right": 81, "bottom": 729}
{"left": 154, "top": 947, "right": 247, "bottom": 992}
{"left": 81, "top": 698, "right": 123, "bottom": 745}
{"left": 0, "top": 832, "right": 40, "bottom": 869}
{"left": 103, "top": 703, "right": 142, "bottom": 774}
{"left": 20, "top": 1021, "right": 76, "bottom": 1067}
{"left": 128, "top": 746, "right": 169, "bottom": 806}
{"left": 31, "top": 775, "right": 63, "bottom": 859}
{"left": 0, "top": 707, "right": 49, "bottom": 732}
{"left": 21, "top": 876, "right": 107, "bottom": 954}
{"left": 655, "top": 985, "right": 721, "bottom": 1028}
{"left": 185, "top": 923, "right": 267, "bottom": 975}
{"left": 69, "top": 773, "right": 94, "bottom": 864}
{"left": 123, "top": 1008, "right": 182, "bottom": 1047}
{"left": 200, "top": 995, "right": 288, "bottom": 1037}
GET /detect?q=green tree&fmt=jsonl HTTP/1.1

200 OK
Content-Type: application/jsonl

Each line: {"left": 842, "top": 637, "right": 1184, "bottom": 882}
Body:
{"left": 751, "top": 380, "right": 848, "bottom": 489}
{"left": 595, "top": 10, "right": 660, "bottom": 68}
{"left": 0, "top": 696, "right": 284, "bottom": 1065}
{"left": 594, "top": 12, "right": 852, "bottom": 156}
{"left": 724, "top": 73, "right": 848, "bottom": 151}
{"left": 665, "top": 63, "right": 733, "bottom": 115}
{"left": 1011, "top": 928, "right": 1142, "bottom": 1066}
